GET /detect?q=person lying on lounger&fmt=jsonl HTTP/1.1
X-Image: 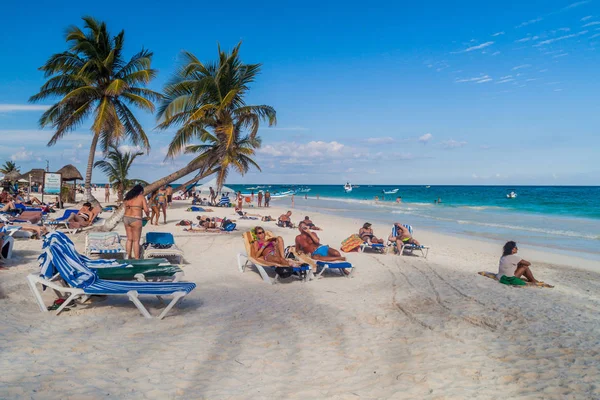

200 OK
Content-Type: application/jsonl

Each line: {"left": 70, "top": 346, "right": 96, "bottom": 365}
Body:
{"left": 278, "top": 211, "right": 294, "bottom": 228}
{"left": 498, "top": 241, "right": 538, "bottom": 284}
{"left": 252, "top": 226, "right": 300, "bottom": 267}
{"left": 196, "top": 216, "right": 217, "bottom": 229}
{"left": 359, "top": 222, "right": 383, "bottom": 245}
{"left": 303, "top": 216, "right": 321, "bottom": 230}
{"left": 0, "top": 221, "right": 48, "bottom": 238}
{"left": 389, "top": 222, "right": 421, "bottom": 247}
{"left": 295, "top": 222, "right": 346, "bottom": 265}
{"left": 67, "top": 202, "right": 99, "bottom": 229}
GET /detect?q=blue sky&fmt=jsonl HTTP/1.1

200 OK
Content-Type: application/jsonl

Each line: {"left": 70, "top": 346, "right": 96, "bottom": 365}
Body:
{"left": 1, "top": 0, "right": 599, "bottom": 185}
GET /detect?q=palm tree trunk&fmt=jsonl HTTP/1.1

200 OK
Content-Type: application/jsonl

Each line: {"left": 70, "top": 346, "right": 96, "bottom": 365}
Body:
{"left": 100, "top": 162, "right": 205, "bottom": 231}
{"left": 83, "top": 133, "right": 100, "bottom": 204}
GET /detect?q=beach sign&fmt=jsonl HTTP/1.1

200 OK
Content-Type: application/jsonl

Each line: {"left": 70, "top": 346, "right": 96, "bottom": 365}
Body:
{"left": 43, "top": 172, "right": 62, "bottom": 195}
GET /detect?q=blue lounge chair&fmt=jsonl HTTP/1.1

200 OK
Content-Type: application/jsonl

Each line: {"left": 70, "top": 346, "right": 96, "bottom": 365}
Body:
{"left": 218, "top": 196, "right": 231, "bottom": 207}
{"left": 389, "top": 224, "right": 430, "bottom": 258}
{"left": 287, "top": 246, "right": 354, "bottom": 278}
{"left": 27, "top": 232, "right": 196, "bottom": 319}
{"left": 144, "top": 232, "right": 184, "bottom": 264}
{"left": 359, "top": 242, "right": 387, "bottom": 254}
{"left": 44, "top": 209, "right": 80, "bottom": 233}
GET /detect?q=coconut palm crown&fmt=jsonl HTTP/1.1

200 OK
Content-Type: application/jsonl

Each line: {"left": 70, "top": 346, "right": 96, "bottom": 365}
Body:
{"left": 93, "top": 144, "right": 147, "bottom": 201}
{"left": 156, "top": 42, "right": 276, "bottom": 190}
{"left": 29, "top": 16, "right": 161, "bottom": 201}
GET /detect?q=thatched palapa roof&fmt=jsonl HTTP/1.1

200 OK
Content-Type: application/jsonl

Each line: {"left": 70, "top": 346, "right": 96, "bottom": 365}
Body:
{"left": 4, "top": 170, "right": 22, "bottom": 181}
{"left": 19, "top": 169, "right": 46, "bottom": 183}
{"left": 56, "top": 164, "right": 83, "bottom": 181}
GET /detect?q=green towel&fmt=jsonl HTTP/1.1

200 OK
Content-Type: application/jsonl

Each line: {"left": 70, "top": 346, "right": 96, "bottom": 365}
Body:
{"left": 499, "top": 275, "right": 526, "bottom": 286}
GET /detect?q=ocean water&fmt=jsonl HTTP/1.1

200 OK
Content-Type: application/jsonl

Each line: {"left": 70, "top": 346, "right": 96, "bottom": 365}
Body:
{"left": 224, "top": 185, "right": 600, "bottom": 261}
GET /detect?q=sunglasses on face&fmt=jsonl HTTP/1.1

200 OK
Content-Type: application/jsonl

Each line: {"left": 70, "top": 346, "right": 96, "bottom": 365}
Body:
{"left": 256, "top": 231, "right": 265, "bottom": 234}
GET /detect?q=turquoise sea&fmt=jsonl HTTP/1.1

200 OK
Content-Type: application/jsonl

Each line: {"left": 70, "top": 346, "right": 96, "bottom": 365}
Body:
{"left": 221, "top": 185, "right": 600, "bottom": 261}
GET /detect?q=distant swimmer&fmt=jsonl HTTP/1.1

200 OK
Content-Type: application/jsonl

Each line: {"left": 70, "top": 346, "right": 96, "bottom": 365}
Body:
{"left": 396, "top": 196, "right": 401, "bottom": 203}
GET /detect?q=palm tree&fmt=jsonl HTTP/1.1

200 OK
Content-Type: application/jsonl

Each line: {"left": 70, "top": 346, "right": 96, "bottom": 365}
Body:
{"left": 0, "top": 161, "right": 20, "bottom": 175}
{"left": 29, "top": 16, "right": 161, "bottom": 202}
{"left": 156, "top": 42, "right": 276, "bottom": 191}
{"left": 102, "top": 43, "right": 276, "bottom": 231}
{"left": 93, "top": 144, "right": 147, "bottom": 201}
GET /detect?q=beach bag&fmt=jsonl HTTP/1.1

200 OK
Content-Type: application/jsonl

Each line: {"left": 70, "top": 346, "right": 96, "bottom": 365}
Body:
{"left": 274, "top": 266, "right": 294, "bottom": 279}
{"left": 341, "top": 234, "right": 363, "bottom": 253}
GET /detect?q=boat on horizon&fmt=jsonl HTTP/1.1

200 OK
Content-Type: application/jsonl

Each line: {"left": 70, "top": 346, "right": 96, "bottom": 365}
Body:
{"left": 344, "top": 182, "right": 353, "bottom": 193}
{"left": 506, "top": 189, "right": 517, "bottom": 199}
{"left": 382, "top": 188, "right": 399, "bottom": 195}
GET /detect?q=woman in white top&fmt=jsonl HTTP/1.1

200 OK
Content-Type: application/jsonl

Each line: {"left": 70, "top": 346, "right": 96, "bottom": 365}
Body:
{"left": 498, "top": 241, "right": 538, "bottom": 284}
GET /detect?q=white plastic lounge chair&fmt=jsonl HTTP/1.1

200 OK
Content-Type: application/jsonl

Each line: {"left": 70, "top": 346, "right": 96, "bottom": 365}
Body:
{"left": 389, "top": 224, "right": 430, "bottom": 258}
{"left": 85, "top": 232, "right": 126, "bottom": 257}
{"left": 237, "top": 231, "right": 311, "bottom": 284}
{"left": 288, "top": 246, "right": 354, "bottom": 278}
{"left": 27, "top": 232, "right": 196, "bottom": 319}
{"left": 143, "top": 232, "right": 184, "bottom": 264}
{"left": 1, "top": 226, "right": 15, "bottom": 260}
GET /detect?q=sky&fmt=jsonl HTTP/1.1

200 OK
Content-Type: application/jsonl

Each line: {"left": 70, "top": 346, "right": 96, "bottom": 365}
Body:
{"left": 0, "top": 0, "right": 599, "bottom": 185}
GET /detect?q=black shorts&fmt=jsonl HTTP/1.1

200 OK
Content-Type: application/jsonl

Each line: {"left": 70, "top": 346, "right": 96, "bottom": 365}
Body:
{"left": 167, "top": 195, "right": 173, "bottom": 203}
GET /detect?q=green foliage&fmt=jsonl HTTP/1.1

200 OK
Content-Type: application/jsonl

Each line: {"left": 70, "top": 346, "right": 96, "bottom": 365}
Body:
{"left": 94, "top": 144, "right": 147, "bottom": 200}
{"left": 157, "top": 42, "right": 276, "bottom": 190}
{"left": 29, "top": 16, "right": 161, "bottom": 195}
{"left": 0, "top": 161, "right": 19, "bottom": 174}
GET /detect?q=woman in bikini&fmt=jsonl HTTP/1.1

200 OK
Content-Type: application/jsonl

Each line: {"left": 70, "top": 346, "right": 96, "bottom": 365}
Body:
{"left": 67, "top": 202, "right": 98, "bottom": 229}
{"left": 156, "top": 187, "right": 168, "bottom": 224}
{"left": 123, "top": 185, "right": 150, "bottom": 259}
{"left": 359, "top": 222, "right": 384, "bottom": 245}
{"left": 148, "top": 190, "right": 161, "bottom": 225}
{"left": 252, "top": 226, "right": 299, "bottom": 267}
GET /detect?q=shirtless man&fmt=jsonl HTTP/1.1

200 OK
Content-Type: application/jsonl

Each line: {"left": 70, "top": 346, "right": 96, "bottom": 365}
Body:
{"left": 278, "top": 211, "right": 293, "bottom": 228}
{"left": 389, "top": 222, "right": 421, "bottom": 246}
{"left": 166, "top": 185, "right": 173, "bottom": 208}
{"left": 303, "top": 216, "right": 321, "bottom": 230}
{"left": 295, "top": 222, "right": 346, "bottom": 265}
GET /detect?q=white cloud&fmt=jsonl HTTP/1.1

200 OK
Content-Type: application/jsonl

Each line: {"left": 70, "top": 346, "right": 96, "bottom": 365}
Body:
{"left": 581, "top": 15, "right": 593, "bottom": 21}
{"left": 480, "top": 145, "right": 492, "bottom": 149}
{"left": 515, "top": 37, "right": 532, "bottom": 43}
{"left": 476, "top": 78, "right": 493, "bottom": 83}
{"left": 491, "top": 51, "right": 501, "bottom": 56}
{"left": 454, "top": 41, "right": 494, "bottom": 53}
{"left": 455, "top": 74, "right": 491, "bottom": 83}
{"left": 583, "top": 21, "right": 600, "bottom": 27}
{"left": 563, "top": 0, "right": 590, "bottom": 10}
{"left": 536, "top": 30, "right": 588, "bottom": 46}
{"left": 590, "top": 33, "right": 600, "bottom": 39}
{"left": 0, "top": 104, "right": 50, "bottom": 112}
{"left": 118, "top": 144, "right": 144, "bottom": 154}
{"left": 363, "top": 137, "right": 395, "bottom": 145}
{"left": 418, "top": 133, "right": 433, "bottom": 144}
{"left": 492, "top": 31, "right": 505, "bottom": 36}
{"left": 553, "top": 53, "right": 569, "bottom": 58}
{"left": 258, "top": 141, "right": 345, "bottom": 158}
{"left": 496, "top": 78, "right": 515, "bottom": 84}
{"left": 441, "top": 140, "right": 467, "bottom": 149}
{"left": 516, "top": 17, "right": 543, "bottom": 28}
{"left": 512, "top": 64, "right": 531, "bottom": 70}
{"left": 11, "top": 149, "right": 33, "bottom": 161}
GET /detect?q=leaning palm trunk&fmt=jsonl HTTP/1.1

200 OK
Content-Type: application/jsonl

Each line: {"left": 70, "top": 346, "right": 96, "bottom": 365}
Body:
{"left": 100, "top": 161, "right": 207, "bottom": 231}
{"left": 83, "top": 133, "right": 101, "bottom": 206}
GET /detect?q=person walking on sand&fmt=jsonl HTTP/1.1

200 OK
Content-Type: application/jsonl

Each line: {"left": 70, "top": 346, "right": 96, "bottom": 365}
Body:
{"left": 156, "top": 187, "right": 168, "bottom": 224}
{"left": 148, "top": 190, "right": 161, "bottom": 225}
{"left": 265, "top": 190, "right": 271, "bottom": 207}
{"left": 251, "top": 190, "right": 255, "bottom": 203}
{"left": 209, "top": 187, "right": 217, "bottom": 205}
{"left": 257, "top": 191, "right": 263, "bottom": 207}
{"left": 166, "top": 185, "right": 173, "bottom": 208}
{"left": 123, "top": 185, "right": 150, "bottom": 259}
{"left": 104, "top": 184, "right": 110, "bottom": 203}
{"left": 236, "top": 191, "right": 243, "bottom": 210}
{"left": 291, "top": 193, "right": 295, "bottom": 208}
{"left": 498, "top": 241, "right": 538, "bottom": 284}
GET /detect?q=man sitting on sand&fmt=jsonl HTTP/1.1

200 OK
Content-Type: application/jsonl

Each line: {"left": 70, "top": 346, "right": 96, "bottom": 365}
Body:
{"left": 67, "top": 202, "right": 100, "bottom": 229}
{"left": 498, "top": 241, "right": 538, "bottom": 284}
{"left": 303, "top": 216, "right": 321, "bottom": 230}
{"left": 389, "top": 222, "right": 421, "bottom": 247}
{"left": 295, "top": 221, "right": 346, "bottom": 264}
{"left": 278, "top": 211, "right": 294, "bottom": 228}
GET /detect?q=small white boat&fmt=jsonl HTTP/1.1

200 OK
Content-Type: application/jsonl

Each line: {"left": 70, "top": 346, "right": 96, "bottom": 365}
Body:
{"left": 425, "top": 185, "right": 430, "bottom": 188}
{"left": 344, "top": 182, "right": 352, "bottom": 193}
{"left": 382, "top": 188, "right": 399, "bottom": 195}
{"left": 506, "top": 190, "right": 517, "bottom": 199}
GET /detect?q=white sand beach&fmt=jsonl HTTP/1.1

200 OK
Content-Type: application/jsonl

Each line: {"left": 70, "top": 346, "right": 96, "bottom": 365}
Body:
{"left": 2, "top": 193, "right": 600, "bottom": 399}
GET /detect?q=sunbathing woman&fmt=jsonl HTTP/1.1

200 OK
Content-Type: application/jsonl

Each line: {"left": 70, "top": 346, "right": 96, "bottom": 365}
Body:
{"left": 252, "top": 226, "right": 299, "bottom": 267}
{"left": 156, "top": 187, "right": 168, "bottom": 224}
{"left": 67, "top": 202, "right": 99, "bottom": 229}
{"left": 359, "top": 222, "right": 384, "bottom": 245}
{"left": 123, "top": 185, "right": 150, "bottom": 259}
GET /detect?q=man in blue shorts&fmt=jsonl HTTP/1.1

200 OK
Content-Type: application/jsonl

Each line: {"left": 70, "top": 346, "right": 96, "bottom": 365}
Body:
{"left": 295, "top": 221, "right": 346, "bottom": 262}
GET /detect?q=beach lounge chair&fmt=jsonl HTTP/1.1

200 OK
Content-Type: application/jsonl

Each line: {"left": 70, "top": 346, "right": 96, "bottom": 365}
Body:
{"left": 44, "top": 209, "right": 80, "bottom": 234}
{"left": 42, "top": 233, "right": 182, "bottom": 282}
{"left": 218, "top": 196, "right": 231, "bottom": 207}
{"left": 389, "top": 224, "right": 430, "bottom": 258}
{"left": 85, "top": 232, "right": 126, "bottom": 257}
{"left": 143, "top": 232, "right": 184, "bottom": 264}
{"left": 28, "top": 232, "right": 196, "bottom": 319}
{"left": 237, "top": 231, "right": 311, "bottom": 284}
{"left": 359, "top": 241, "right": 388, "bottom": 254}
{"left": 287, "top": 246, "right": 354, "bottom": 278}
{"left": 1, "top": 226, "right": 16, "bottom": 259}
{"left": 11, "top": 210, "right": 43, "bottom": 224}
